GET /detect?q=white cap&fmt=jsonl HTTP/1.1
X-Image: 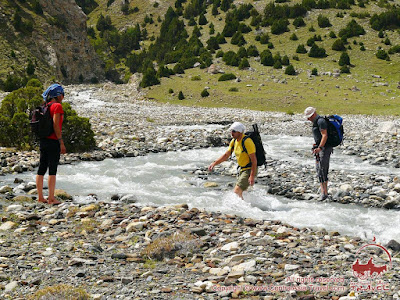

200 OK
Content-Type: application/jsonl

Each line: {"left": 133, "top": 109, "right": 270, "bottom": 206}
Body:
{"left": 229, "top": 122, "right": 245, "bottom": 133}
{"left": 304, "top": 107, "right": 316, "bottom": 118}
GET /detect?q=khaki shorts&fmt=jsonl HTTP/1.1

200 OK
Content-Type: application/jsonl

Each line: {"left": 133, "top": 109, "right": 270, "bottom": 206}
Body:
{"left": 236, "top": 168, "right": 257, "bottom": 191}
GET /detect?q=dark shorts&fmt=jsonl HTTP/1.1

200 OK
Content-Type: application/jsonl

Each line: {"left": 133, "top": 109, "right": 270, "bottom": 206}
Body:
{"left": 316, "top": 146, "right": 333, "bottom": 183}
{"left": 37, "top": 138, "right": 61, "bottom": 176}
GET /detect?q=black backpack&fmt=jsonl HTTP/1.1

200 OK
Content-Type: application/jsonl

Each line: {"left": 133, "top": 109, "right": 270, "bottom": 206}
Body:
{"left": 241, "top": 124, "right": 266, "bottom": 167}
{"left": 324, "top": 115, "right": 344, "bottom": 147}
{"left": 30, "top": 103, "right": 54, "bottom": 138}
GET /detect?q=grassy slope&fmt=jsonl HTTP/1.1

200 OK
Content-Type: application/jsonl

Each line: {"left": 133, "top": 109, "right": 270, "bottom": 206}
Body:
{"left": 92, "top": 0, "right": 400, "bottom": 115}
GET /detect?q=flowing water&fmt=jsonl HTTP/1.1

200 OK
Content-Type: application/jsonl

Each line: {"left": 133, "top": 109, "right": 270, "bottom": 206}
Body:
{"left": 1, "top": 133, "right": 399, "bottom": 244}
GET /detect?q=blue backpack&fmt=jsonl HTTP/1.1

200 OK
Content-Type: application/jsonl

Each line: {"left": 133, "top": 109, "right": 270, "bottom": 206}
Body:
{"left": 325, "top": 115, "right": 344, "bottom": 147}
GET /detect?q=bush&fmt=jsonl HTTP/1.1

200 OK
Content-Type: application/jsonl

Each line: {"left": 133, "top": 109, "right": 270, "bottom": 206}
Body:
{"left": 285, "top": 64, "right": 296, "bottom": 75}
{"left": 376, "top": 49, "right": 389, "bottom": 60}
{"left": 296, "top": 44, "right": 307, "bottom": 54}
{"left": 317, "top": 15, "right": 331, "bottom": 28}
{"left": 293, "top": 17, "right": 305, "bottom": 28}
{"left": 290, "top": 33, "right": 298, "bottom": 41}
{"left": 260, "top": 50, "right": 274, "bottom": 66}
{"left": 168, "top": 88, "right": 174, "bottom": 93}
{"left": 340, "top": 65, "right": 350, "bottom": 73}
{"left": 229, "top": 87, "right": 238, "bottom": 92}
{"left": 62, "top": 103, "right": 96, "bottom": 152}
{"left": 308, "top": 44, "right": 327, "bottom": 58}
{"left": 218, "top": 73, "right": 237, "bottom": 81}
{"left": 329, "top": 31, "right": 337, "bottom": 38}
{"left": 201, "top": 89, "right": 209, "bottom": 97}
{"left": 222, "top": 51, "right": 240, "bottom": 66}
{"left": 332, "top": 39, "right": 346, "bottom": 51}
{"left": 259, "top": 33, "right": 270, "bottom": 44}
{"left": 28, "top": 284, "right": 89, "bottom": 300}
{"left": 339, "top": 20, "right": 365, "bottom": 39}
{"left": 239, "top": 58, "right": 250, "bottom": 70}
{"left": 191, "top": 75, "right": 201, "bottom": 81}
{"left": 271, "top": 19, "right": 289, "bottom": 35}
{"left": 247, "top": 45, "right": 259, "bottom": 57}
{"left": 311, "top": 68, "right": 318, "bottom": 75}
{"left": 178, "top": 91, "right": 185, "bottom": 100}
{"left": 339, "top": 52, "right": 350, "bottom": 66}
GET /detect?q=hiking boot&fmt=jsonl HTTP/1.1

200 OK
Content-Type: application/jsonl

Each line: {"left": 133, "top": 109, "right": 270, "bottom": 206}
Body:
{"left": 320, "top": 194, "right": 329, "bottom": 201}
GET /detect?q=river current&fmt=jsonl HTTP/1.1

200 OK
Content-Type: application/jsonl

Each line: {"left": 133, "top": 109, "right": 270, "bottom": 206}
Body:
{"left": 1, "top": 133, "right": 399, "bottom": 244}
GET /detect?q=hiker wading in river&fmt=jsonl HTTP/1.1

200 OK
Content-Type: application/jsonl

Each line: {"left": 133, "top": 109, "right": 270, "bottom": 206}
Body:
{"left": 208, "top": 122, "right": 257, "bottom": 199}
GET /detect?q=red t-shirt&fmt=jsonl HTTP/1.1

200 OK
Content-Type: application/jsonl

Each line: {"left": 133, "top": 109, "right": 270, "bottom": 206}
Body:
{"left": 47, "top": 102, "right": 64, "bottom": 140}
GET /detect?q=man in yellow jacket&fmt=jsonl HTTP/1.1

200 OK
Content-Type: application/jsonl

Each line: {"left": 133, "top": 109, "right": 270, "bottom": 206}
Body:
{"left": 208, "top": 122, "right": 257, "bottom": 199}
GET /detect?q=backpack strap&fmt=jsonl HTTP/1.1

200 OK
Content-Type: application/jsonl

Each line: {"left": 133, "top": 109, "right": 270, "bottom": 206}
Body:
{"left": 240, "top": 135, "right": 252, "bottom": 169}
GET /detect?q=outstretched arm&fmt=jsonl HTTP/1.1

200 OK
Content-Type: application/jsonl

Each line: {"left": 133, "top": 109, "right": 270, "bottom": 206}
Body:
{"left": 208, "top": 150, "right": 231, "bottom": 171}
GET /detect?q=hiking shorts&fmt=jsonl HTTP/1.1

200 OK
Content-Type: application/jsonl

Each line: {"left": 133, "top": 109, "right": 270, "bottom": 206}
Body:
{"left": 236, "top": 168, "right": 257, "bottom": 191}
{"left": 37, "top": 138, "right": 61, "bottom": 176}
{"left": 316, "top": 146, "right": 333, "bottom": 183}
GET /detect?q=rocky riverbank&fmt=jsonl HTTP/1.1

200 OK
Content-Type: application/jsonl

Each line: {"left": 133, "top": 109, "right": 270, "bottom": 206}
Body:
{"left": 0, "top": 200, "right": 399, "bottom": 299}
{"left": 0, "top": 83, "right": 400, "bottom": 299}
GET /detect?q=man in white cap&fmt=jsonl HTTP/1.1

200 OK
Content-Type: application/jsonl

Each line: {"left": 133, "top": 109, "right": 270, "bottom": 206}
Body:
{"left": 304, "top": 107, "right": 333, "bottom": 200}
{"left": 208, "top": 122, "right": 257, "bottom": 199}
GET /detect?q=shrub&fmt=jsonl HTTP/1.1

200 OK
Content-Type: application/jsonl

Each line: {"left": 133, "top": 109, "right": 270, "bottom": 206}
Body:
{"left": 281, "top": 55, "right": 290, "bottom": 65}
{"left": 260, "top": 50, "right": 274, "bottom": 66}
{"left": 388, "top": 45, "right": 400, "bottom": 54}
{"left": 290, "top": 33, "right": 298, "bottom": 41}
{"left": 222, "top": 51, "right": 240, "bottom": 66}
{"left": 28, "top": 284, "right": 89, "bottom": 300}
{"left": 168, "top": 88, "right": 174, "bottom": 93}
{"left": 360, "top": 45, "right": 366, "bottom": 51}
{"left": 178, "top": 91, "right": 185, "bottom": 100}
{"left": 273, "top": 60, "right": 282, "bottom": 69}
{"left": 384, "top": 37, "right": 391, "bottom": 45}
{"left": 317, "top": 15, "right": 331, "bottom": 28}
{"left": 378, "top": 30, "right": 385, "bottom": 38}
{"left": 218, "top": 73, "right": 237, "bottom": 81}
{"left": 259, "top": 33, "right": 270, "bottom": 44}
{"left": 311, "top": 68, "right": 318, "bottom": 75}
{"left": 229, "top": 87, "right": 238, "bottom": 92}
{"left": 292, "top": 55, "right": 300, "bottom": 61}
{"left": 309, "top": 25, "right": 315, "bottom": 32}
{"left": 332, "top": 39, "right": 346, "bottom": 51}
{"left": 340, "top": 65, "right": 350, "bottom": 73}
{"left": 308, "top": 44, "right": 327, "bottom": 58}
{"left": 141, "top": 231, "right": 201, "bottom": 260}
{"left": 329, "top": 31, "right": 337, "bottom": 38}
{"left": 60, "top": 103, "right": 96, "bottom": 152}
{"left": 191, "top": 75, "right": 201, "bottom": 81}
{"left": 296, "top": 44, "right": 307, "bottom": 54}
{"left": 239, "top": 58, "right": 250, "bottom": 70}
{"left": 339, "top": 20, "right": 365, "bottom": 39}
{"left": 293, "top": 17, "right": 305, "bottom": 28}
{"left": 271, "top": 19, "right": 289, "bottom": 35}
{"left": 247, "top": 45, "right": 259, "bottom": 57}
{"left": 376, "top": 49, "right": 389, "bottom": 60}
{"left": 231, "top": 32, "right": 246, "bottom": 46}
{"left": 339, "top": 52, "right": 350, "bottom": 66}
{"left": 201, "top": 89, "right": 209, "bottom": 97}
{"left": 285, "top": 64, "right": 296, "bottom": 75}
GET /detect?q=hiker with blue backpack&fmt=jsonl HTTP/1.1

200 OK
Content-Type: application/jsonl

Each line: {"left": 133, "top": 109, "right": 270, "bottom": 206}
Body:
{"left": 208, "top": 122, "right": 265, "bottom": 199}
{"left": 304, "top": 107, "right": 344, "bottom": 201}
{"left": 35, "top": 84, "right": 66, "bottom": 205}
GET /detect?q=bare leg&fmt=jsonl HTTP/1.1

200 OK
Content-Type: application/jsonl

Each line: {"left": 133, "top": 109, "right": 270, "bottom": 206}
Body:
{"left": 36, "top": 175, "right": 47, "bottom": 203}
{"left": 47, "top": 175, "right": 60, "bottom": 205}
{"left": 321, "top": 181, "right": 328, "bottom": 195}
{"left": 233, "top": 185, "right": 244, "bottom": 200}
